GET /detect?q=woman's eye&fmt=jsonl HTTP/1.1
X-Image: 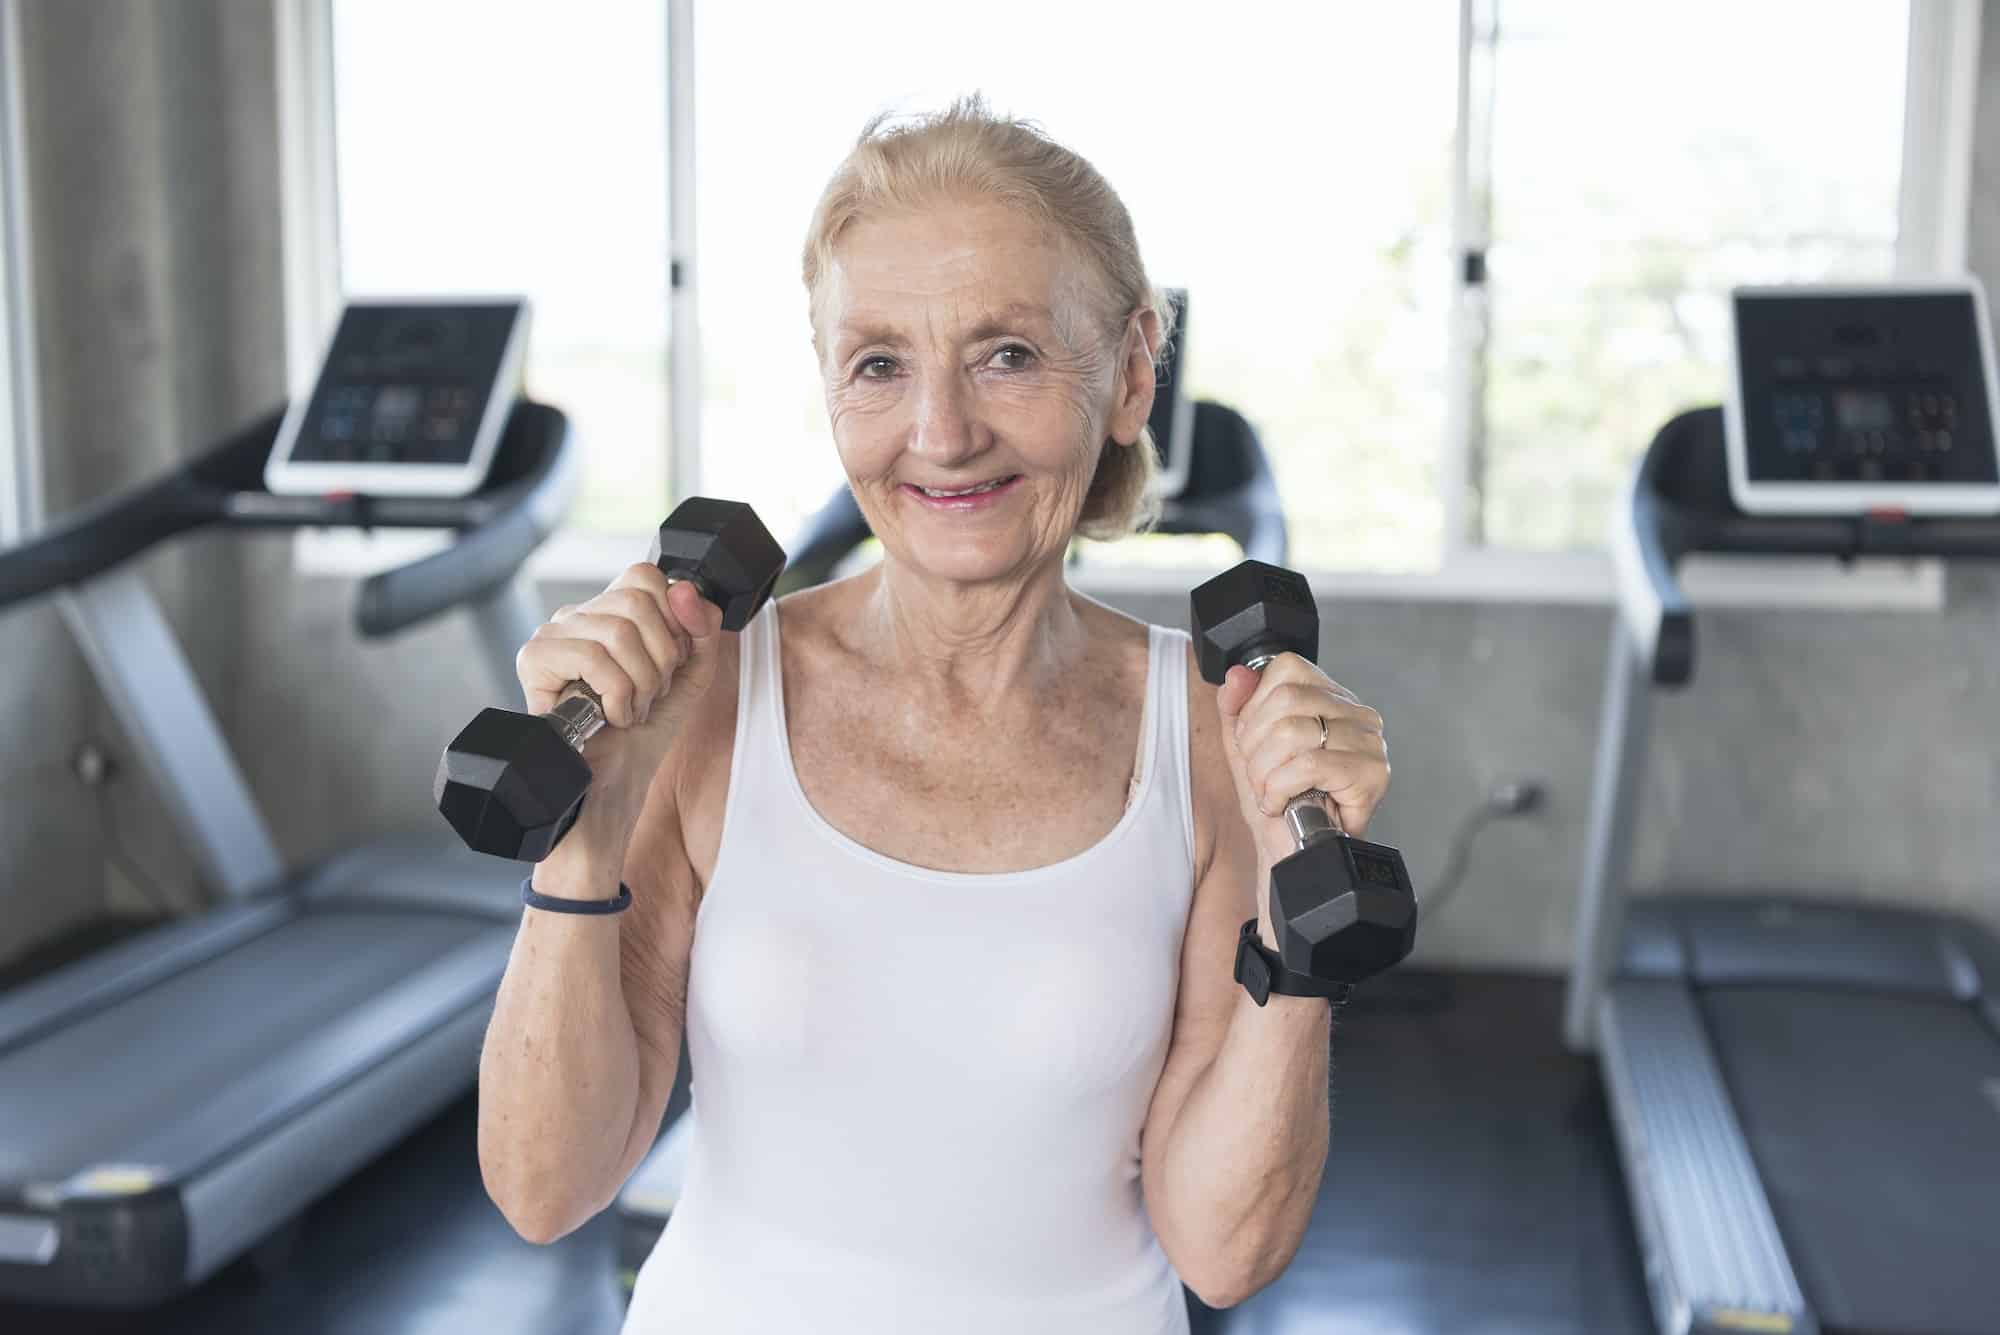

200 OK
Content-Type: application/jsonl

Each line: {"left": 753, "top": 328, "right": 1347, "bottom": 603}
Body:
{"left": 857, "top": 355, "right": 897, "bottom": 380}
{"left": 990, "top": 343, "right": 1036, "bottom": 371}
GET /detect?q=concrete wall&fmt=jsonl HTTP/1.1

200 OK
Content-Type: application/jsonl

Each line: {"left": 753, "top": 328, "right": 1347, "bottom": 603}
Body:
{"left": 1105, "top": 576, "right": 2000, "bottom": 969}
{"left": 0, "top": 0, "right": 283, "bottom": 969}
{"left": 2, "top": 3, "right": 1996, "bottom": 977}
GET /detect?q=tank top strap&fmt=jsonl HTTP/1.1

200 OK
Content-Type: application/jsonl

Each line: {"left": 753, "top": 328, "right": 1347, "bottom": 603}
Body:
{"left": 718, "top": 599, "right": 782, "bottom": 826}
{"left": 1144, "top": 624, "right": 1198, "bottom": 875}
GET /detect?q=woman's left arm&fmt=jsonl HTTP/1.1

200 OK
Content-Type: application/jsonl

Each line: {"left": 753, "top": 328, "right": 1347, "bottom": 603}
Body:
{"left": 1139, "top": 642, "right": 1391, "bottom": 1309}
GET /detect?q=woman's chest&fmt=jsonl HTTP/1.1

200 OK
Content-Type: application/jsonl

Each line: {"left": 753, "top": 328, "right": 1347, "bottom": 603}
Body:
{"left": 784, "top": 683, "right": 1146, "bottom": 875}
{"left": 688, "top": 811, "right": 1190, "bottom": 1104}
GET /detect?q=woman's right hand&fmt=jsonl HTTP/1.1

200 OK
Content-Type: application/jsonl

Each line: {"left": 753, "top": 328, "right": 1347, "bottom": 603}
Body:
{"left": 515, "top": 564, "right": 727, "bottom": 856}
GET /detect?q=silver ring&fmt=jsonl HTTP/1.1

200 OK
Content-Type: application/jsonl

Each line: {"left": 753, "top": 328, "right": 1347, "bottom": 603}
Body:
{"left": 1316, "top": 714, "right": 1329, "bottom": 749}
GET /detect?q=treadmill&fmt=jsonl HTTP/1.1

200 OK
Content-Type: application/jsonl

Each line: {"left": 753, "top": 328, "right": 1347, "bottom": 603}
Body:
{"left": 0, "top": 302, "right": 573, "bottom": 1308}
{"left": 1565, "top": 286, "right": 2000, "bottom": 1335}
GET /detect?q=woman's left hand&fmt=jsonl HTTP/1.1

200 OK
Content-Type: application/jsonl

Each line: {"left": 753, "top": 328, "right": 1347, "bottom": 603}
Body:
{"left": 1216, "top": 654, "right": 1391, "bottom": 874}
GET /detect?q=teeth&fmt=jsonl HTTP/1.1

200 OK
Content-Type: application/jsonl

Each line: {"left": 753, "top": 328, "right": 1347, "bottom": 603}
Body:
{"left": 918, "top": 477, "right": 1008, "bottom": 498}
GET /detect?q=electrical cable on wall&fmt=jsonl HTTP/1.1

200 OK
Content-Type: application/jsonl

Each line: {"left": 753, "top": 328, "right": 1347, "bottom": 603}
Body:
{"left": 1421, "top": 779, "right": 1546, "bottom": 919}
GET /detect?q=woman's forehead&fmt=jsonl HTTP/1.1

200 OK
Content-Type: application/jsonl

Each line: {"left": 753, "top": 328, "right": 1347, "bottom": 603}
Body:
{"left": 819, "top": 203, "right": 1095, "bottom": 342}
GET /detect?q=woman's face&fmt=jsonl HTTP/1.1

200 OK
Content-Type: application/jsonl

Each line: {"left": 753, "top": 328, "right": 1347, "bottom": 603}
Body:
{"left": 816, "top": 199, "right": 1153, "bottom": 588}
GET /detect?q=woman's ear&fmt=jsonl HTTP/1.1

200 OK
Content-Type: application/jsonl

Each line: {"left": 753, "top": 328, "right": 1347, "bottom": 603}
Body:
{"left": 1108, "top": 306, "right": 1162, "bottom": 447}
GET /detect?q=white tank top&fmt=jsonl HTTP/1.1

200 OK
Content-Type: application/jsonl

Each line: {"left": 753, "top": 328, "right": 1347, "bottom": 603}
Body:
{"left": 624, "top": 600, "right": 1198, "bottom": 1334}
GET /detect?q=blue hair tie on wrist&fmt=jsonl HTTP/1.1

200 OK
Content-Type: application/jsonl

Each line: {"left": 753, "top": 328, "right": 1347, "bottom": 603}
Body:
{"left": 521, "top": 877, "right": 632, "bottom": 916}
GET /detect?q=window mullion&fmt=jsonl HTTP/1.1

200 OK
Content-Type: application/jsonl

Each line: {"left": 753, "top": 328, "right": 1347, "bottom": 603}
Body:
{"left": 1444, "top": 0, "right": 1497, "bottom": 557}
{"left": 1896, "top": 0, "right": 1980, "bottom": 277}
{"left": 275, "top": 0, "right": 341, "bottom": 400}
{"left": 0, "top": 0, "right": 39, "bottom": 544}
{"left": 666, "top": 0, "right": 701, "bottom": 504}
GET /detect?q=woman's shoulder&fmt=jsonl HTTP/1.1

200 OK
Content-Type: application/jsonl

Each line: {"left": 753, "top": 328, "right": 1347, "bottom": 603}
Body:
{"left": 1067, "top": 588, "right": 1169, "bottom": 658}
{"left": 769, "top": 576, "right": 847, "bottom": 638}
{"left": 766, "top": 576, "right": 868, "bottom": 681}
{"left": 1069, "top": 592, "right": 1224, "bottom": 869}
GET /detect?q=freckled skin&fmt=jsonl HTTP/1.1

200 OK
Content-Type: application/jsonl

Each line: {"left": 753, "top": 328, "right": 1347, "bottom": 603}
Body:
{"left": 711, "top": 198, "right": 1162, "bottom": 875}
{"left": 775, "top": 591, "right": 1149, "bottom": 874}
{"left": 817, "top": 200, "right": 1124, "bottom": 591}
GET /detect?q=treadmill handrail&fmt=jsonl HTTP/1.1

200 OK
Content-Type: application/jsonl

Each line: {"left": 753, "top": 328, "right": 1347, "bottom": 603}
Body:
{"left": 356, "top": 402, "right": 576, "bottom": 636}
{"left": 0, "top": 399, "right": 573, "bottom": 620}
{"left": 1617, "top": 405, "right": 2000, "bottom": 686}
{"left": 0, "top": 425, "right": 250, "bottom": 610}
{"left": 1614, "top": 448, "right": 1696, "bottom": 687}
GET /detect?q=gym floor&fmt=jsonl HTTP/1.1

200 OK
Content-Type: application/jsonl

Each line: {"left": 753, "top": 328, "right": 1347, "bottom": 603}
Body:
{"left": 1, "top": 972, "right": 1650, "bottom": 1335}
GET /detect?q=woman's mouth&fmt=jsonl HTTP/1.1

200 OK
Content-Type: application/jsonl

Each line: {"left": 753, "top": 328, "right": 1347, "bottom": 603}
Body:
{"left": 900, "top": 475, "right": 1023, "bottom": 510}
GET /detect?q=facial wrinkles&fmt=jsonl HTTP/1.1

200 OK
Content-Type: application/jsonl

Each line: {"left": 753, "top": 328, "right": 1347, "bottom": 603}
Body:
{"left": 807, "top": 209, "right": 1149, "bottom": 690}
{"left": 822, "top": 222, "right": 1115, "bottom": 497}
{"left": 810, "top": 213, "right": 1147, "bottom": 655}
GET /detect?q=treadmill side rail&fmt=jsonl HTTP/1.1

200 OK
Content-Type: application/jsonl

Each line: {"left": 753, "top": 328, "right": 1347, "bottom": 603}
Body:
{"left": 467, "top": 577, "right": 545, "bottom": 712}
{"left": 1565, "top": 620, "right": 1658, "bottom": 1051}
{"left": 1598, "top": 980, "right": 1816, "bottom": 1335}
{"left": 59, "top": 570, "right": 284, "bottom": 900}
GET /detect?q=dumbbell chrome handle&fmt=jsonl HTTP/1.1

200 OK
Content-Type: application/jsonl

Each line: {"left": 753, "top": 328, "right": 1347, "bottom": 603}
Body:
{"left": 1242, "top": 646, "right": 1348, "bottom": 843}
{"left": 548, "top": 688, "right": 610, "bottom": 750}
{"left": 1285, "top": 793, "right": 1343, "bottom": 845}
{"left": 544, "top": 574, "right": 698, "bottom": 753}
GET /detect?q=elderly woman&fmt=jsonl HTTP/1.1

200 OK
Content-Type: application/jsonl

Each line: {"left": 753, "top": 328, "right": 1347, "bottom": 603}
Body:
{"left": 477, "top": 99, "right": 1392, "bottom": 1333}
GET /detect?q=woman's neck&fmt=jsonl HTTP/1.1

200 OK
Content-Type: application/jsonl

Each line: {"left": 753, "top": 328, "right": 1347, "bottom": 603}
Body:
{"left": 852, "top": 556, "right": 1086, "bottom": 704}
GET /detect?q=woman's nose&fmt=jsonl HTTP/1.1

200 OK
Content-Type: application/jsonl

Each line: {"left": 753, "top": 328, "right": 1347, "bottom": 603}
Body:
{"left": 909, "top": 369, "right": 981, "bottom": 465}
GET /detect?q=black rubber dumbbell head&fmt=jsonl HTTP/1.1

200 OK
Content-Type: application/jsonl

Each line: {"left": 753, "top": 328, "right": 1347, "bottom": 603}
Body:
{"left": 1189, "top": 560, "right": 1319, "bottom": 685}
{"left": 437, "top": 496, "right": 787, "bottom": 861}
{"left": 435, "top": 708, "right": 593, "bottom": 862}
{"left": 648, "top": 498, "right": 786, "bottom": 630}
{"left": 1269, "top": 838, "right": 1418, "bottom": 982}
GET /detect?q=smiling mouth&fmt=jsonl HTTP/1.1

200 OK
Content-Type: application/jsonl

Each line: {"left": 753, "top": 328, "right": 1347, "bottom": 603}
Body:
{"left": 907, "top": 475, "right": 1019, "bottom": 498}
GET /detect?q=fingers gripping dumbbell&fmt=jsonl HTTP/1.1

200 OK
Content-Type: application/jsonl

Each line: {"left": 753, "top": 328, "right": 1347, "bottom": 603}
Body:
{"left": 1191, "top": 560, "right": 1418, "bottom": 984}
{"left": 435, "top": 498, "right": 786, "bottom": 861}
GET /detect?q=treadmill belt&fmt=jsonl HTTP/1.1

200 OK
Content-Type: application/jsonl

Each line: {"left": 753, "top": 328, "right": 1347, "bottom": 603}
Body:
{"left": 0, "top": 907, "right": 509, "bottom": 1188}
{"left": 1702, "top": 987, "right": 2000, "bottom": 1335}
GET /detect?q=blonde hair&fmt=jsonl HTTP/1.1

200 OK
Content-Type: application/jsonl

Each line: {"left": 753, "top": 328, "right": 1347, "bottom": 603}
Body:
{"left": 801, "top": 95, "right": 1174, "bottom": 541}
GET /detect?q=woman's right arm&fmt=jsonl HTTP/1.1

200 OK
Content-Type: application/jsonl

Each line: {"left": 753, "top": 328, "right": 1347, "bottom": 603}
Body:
{"left": 476, "top": 567, "right": 725, "bottom": 1244}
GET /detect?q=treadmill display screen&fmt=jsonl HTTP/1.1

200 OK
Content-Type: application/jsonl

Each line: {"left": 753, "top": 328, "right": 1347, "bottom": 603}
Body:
{"left": 289, "top": 304, "right": 523, "bottom": 466}
{"left": 1735, "top": 291, "right": 1999, "bottom": 485}
{"left": 1833, "top": 389, "right": 1894, "bottom": 433}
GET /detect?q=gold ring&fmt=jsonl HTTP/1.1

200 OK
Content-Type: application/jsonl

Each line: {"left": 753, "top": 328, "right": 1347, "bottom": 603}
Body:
{"left": 1316, "top": 714, "right": 1330, "bottom": 749}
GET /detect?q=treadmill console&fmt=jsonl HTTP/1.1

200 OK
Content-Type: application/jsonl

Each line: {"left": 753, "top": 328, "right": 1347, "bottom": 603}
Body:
{"left": 265, "top": 299, "right": 530, "bottom": 497}
{"left": 1726, "top": 282, "right": 2000, "bottom": 515}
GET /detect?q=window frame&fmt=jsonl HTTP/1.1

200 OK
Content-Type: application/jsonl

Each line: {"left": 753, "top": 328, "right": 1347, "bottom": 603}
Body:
{"left": 0, "top": 0, "right": 39, "bottom": 547}
{"left": 280, "top": 0, "right": 1969, "bottom": 612}
{"left": 1441, "top": 0, "right": 1969, "bottom": 603}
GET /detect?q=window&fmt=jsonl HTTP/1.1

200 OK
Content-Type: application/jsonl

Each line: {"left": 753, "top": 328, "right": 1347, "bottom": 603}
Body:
{"left": 312, "top": 1, "right": 1946, "bottom": 586}
{"left": 330, "top": 0, "right": 671, "bottom": 533}
{"left": 0, "top": 4, "right": 32, "bottom": 549}
{"left": 1468, "top": 0, "right": 1910, "bottom": 551}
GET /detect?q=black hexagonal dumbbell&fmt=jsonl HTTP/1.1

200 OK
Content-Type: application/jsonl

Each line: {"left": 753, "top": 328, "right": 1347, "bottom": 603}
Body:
{"left": 436, "top": 497, "right": 786, "bottom": 861}
{"left": 1191, "top": 560, "right": 1418, "bottom": 986}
